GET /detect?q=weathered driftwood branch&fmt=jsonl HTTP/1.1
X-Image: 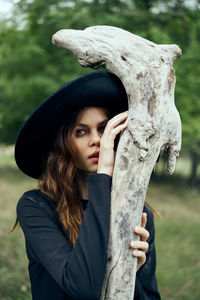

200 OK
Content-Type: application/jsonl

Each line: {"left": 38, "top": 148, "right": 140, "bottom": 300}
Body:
{"left": 52, "top": 25, "right": 182, "bottom": 300}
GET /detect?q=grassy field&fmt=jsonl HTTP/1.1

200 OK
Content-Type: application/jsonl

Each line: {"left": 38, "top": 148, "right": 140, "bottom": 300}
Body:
{"left": 0, "top": 145, "right": 200, "bottom": 299}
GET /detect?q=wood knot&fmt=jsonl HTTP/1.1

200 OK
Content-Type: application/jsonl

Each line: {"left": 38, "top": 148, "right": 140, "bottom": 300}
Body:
{"left": 136, "top": 72, "right": 147, "bottom": 80}
{"left": 121, "top": 56, "right": 127, "bottom": 61}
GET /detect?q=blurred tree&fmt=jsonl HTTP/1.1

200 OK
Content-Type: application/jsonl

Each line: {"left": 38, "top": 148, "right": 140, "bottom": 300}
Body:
{"left": 0, "top": 0, "right": 91, "bottom": 143}
{"left": 175, "top": 14, "right": 200, "bottom": 185}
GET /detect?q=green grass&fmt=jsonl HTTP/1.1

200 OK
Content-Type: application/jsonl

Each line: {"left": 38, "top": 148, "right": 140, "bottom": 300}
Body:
{"left": 146, "top": 176, "right": 200, "bottom": 300}
{"left": 0, "top": 145, "right": 17, "bottom": 168}
{"left": 0, "top": 145, "right": 200, "bottom": 299}
{"left": 0, "top": 146, "right": 36, "bottom": 300}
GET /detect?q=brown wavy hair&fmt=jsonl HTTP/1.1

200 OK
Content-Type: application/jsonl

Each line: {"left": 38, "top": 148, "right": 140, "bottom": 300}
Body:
{"left": 38, "top": 110, "right": 85, "bottom": 247}
{"left": 8, "top": 111, "right": 82, "bottom": 246}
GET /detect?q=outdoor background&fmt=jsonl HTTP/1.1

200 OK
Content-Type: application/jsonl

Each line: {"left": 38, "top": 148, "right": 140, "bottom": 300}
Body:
{"left": 0, "top": 0, "right": 200, "bottom": 299}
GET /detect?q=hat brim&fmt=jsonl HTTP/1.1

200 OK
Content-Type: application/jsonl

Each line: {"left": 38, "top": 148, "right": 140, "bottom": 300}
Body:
{"left": 15, "top": 71, "right": 128, "bottom": 179}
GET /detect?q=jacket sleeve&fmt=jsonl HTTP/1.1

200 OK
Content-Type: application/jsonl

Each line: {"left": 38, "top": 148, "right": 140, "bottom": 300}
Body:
{"left": 17, "top": 173, "right": 111, "bottom": 300}
{"left": 134, "top": 205, "right": 161, "bottom": 300}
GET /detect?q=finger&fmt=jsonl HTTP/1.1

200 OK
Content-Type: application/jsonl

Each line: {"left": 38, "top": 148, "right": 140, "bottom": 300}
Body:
{"left": 112, "top": 121, "right": 128, "bottom": 136}
{"left": 132, "top": 250, "right": 146, "bottom": 263}
{"left": 135, "top": 226, "right": 150, "bottom": 241}
{"left": 106, "top": 112, "right": 128, "bottom": 129}
{"left": 100, "top": 119, "right": 127, "bottom": 148}
{"left": 130, "top": 241, "right": 149, "bottom": 252}
{"left": 141, "top": 212, "right": 147, "bottom": 228}
{"left": 112, "top": 111, "right": 128, "bottom": 120}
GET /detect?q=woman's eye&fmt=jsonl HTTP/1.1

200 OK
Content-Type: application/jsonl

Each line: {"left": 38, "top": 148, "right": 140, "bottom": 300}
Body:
{"left": 98, "top": 126, "right": 106, "bottom": 133}
{"left": 76, "top": 129, "right": 86, "bottom": 136}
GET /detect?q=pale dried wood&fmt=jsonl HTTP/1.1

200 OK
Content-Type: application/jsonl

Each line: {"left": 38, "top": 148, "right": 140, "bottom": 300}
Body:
{"left": 52, "top": 25, "right": 182, "bottom": 300}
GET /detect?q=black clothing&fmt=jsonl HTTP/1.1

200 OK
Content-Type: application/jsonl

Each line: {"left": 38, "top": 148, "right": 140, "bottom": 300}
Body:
{"left": 17, "top": 174, "right": 160, "bottom": 300}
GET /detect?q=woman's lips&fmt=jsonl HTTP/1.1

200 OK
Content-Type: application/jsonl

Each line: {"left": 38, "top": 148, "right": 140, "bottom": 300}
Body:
{"left": 88, "top": 151, "right": 99, "bottom": 163}
{"left": 90, "top": 157, "right": 99, "bottom": 163}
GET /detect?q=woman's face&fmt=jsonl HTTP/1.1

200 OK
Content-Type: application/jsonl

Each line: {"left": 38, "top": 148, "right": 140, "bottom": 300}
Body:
{"left": 71, "top": 107, "right": 109, "bottom": 173}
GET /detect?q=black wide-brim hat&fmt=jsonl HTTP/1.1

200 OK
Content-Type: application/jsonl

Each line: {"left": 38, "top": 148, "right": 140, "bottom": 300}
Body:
{"left": 15, "top": 71, "right": 128, "bottom": 179}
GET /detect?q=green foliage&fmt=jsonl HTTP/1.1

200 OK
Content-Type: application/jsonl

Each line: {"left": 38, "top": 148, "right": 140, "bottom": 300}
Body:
{"left": 175, "top": 17, "right": 200, "bottom": 153}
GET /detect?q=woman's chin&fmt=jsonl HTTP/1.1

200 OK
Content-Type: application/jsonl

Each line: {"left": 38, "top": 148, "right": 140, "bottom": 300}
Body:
{"left": 87, "top": 163, "right": 98, "bottom": 173}
{"left": 78, "top": 164, "right": 98, "bottom": 174}
{"left": 89, "top": 166, "right": 98, "bottom": 173}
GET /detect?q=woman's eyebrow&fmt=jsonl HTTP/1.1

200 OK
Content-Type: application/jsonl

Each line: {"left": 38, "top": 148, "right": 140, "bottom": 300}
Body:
{"left": 77, "top": 123, "right": 88, "bottom": 127}
{"left": 99, "top": 119, "right": 108, "bottom": 125}
{"left": 77, "top": 119, "right": 108, "bottom": 127}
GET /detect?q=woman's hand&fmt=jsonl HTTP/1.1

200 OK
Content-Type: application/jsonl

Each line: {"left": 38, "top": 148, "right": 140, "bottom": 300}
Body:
{"left": 97, "top": 111, "right": 128, "bottom": 176}
{"left": 130, "top": 213, "right": 149, "bottom": 271}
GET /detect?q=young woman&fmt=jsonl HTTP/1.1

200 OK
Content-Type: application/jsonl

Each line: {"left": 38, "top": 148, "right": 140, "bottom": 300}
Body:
{"left": 14, "top": 71, "right": 161, "bottom": 300}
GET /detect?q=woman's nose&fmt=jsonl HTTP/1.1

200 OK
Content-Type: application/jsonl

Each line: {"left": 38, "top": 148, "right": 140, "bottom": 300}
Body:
{"left": 89, "top": 130, "right": 101, "bottom": 146}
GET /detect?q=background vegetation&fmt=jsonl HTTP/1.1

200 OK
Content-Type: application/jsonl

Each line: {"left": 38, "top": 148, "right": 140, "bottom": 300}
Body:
{"left": 0, "top": 0, "right": 200, "bottom": 299}
{"left": 1, "top": 0, "right": 200, "bottom": 184}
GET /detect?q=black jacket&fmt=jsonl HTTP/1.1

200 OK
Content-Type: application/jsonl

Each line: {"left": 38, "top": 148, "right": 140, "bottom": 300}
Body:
{"left": 17, "top": 173, "right": 161, "bottom": 300}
